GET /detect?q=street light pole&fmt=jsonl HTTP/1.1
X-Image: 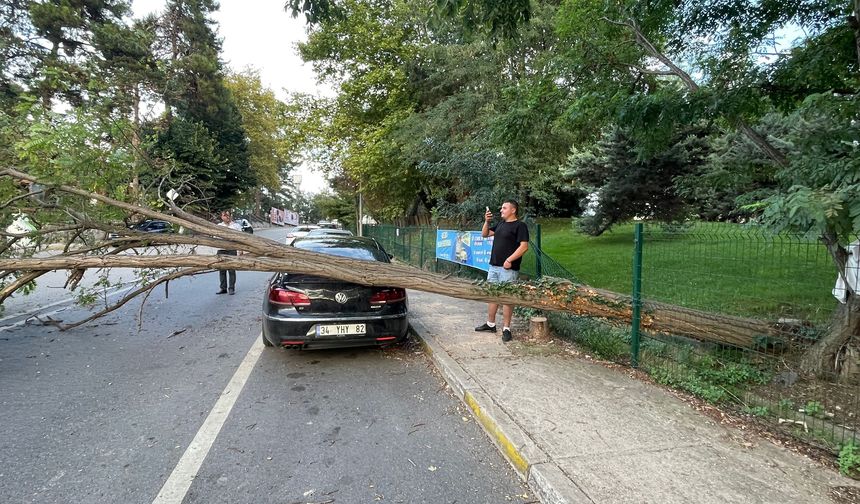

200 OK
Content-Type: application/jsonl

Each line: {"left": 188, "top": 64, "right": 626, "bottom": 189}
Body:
{"left": 357, "top": 190, "right": 363, "bottom": 237}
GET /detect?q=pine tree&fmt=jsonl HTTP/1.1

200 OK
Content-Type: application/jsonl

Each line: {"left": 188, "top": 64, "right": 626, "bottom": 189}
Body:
{"left": 153, "top": 0, "right": 253, "bottom": 210}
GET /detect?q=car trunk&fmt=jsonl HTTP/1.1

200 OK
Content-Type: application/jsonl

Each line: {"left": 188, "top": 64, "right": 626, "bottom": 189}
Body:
{"left": 278, "top": 274, "right": 377, "bottom": 314}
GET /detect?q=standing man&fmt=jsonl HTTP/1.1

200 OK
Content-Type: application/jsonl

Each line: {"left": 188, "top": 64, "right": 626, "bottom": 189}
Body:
{"left": 475, "top": 200, "right": 529, "bottom": 342}
{"left": 216, "top": 210, "right": 242, "bottom": 295}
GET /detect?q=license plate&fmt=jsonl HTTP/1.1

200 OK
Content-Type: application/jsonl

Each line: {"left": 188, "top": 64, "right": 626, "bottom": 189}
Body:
{"left": 316, "top": 323, "right": 366, "bottom": 336}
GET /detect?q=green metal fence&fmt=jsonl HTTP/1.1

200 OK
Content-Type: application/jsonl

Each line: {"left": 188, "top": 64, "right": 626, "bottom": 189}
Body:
{"left": 366, "top": 222, "right": 578, "bottom": 283}
{"left": 632, "top": 222, "right": 857, "bottom": 453}
{"left": 365, "top": 220, "right": 859, "bottom": 455}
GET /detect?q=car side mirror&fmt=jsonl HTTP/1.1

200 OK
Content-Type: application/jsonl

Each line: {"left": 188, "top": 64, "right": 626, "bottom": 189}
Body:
{"left": 387, "top": 253, "right": 394, "bottom": 260}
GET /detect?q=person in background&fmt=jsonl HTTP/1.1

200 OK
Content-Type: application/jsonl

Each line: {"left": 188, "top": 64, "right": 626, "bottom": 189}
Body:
{"left": 216, "top": 210, "right": 242, "bottom": 295}
{"left": 474, "top": 200, "right": 529, "bottom": 342}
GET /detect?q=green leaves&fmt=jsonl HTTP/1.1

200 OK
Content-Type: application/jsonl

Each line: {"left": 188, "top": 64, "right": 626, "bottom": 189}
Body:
{"left": 566, "top": 125, "right": 712, "bottom": 235}
{"left": 15, "top": 107, "right": 133, "bottom": 193}
{"left": 225, "top": 70, "right": 296, "bottom": 193}
{"left": 284, "top": 0, "right": 342, "bottom": 24}
{"left": 754, "top": 93, "right": 860, "bottom": 243}
{"left": 434, "top": 0, "right": 531, "bottom": 38}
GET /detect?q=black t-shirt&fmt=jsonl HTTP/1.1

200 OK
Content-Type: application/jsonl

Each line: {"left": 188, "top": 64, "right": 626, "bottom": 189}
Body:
{"left": 489, "top": 220, "right": 529, "bottom": 271}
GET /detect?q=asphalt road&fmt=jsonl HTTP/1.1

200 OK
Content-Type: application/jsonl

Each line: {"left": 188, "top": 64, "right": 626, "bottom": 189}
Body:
{"left": 0, "top": 227, "right": 531, "bottom": 504}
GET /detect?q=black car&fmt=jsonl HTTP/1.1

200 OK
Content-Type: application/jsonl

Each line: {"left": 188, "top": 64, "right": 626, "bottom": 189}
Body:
{"left": 133, "top": 220, "right": 173, "bottom": 233}
{"left": 108, "top": 219, "right": 173, "bottom": 239}
{"left": 261, "top": 236, "right": 408, "bottom": 350}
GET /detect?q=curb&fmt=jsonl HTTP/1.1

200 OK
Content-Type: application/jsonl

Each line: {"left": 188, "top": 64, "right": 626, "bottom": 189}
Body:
{"left": 409, "top": 318, "right": 589, "bottom": 504}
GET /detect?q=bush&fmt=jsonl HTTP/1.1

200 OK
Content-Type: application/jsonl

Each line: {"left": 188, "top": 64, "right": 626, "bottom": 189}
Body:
{"left": 839, "top": 443, "right": 860, "bottom": 478}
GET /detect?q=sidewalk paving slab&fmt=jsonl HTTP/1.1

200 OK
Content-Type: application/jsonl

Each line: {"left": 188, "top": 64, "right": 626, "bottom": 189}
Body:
{"left": 407, "top": 289, "right": 860, "bottom": 504}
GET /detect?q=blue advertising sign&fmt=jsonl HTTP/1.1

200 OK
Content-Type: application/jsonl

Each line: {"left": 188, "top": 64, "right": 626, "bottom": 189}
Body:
{"left": 435, "top": 230, "right": 493, "bottom": 272}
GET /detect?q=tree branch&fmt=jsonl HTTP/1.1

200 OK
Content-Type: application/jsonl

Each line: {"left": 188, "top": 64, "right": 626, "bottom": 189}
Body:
{"left": 0, "top": 190, "right": 45, "bottom": 210}
{"left": 56, "top": 267, "right": 209, "bottom": 332}
{"left": 601, "top": 17, "right": 790, "bottom": 168}
{"left": 0, "top": 224, "right": 85, "bottom": 239}
{"left": 1, "top": 168, "right": 243, "bottom": 243}
{"left": 0, "top": 271, "right": 47, "bottom": 304}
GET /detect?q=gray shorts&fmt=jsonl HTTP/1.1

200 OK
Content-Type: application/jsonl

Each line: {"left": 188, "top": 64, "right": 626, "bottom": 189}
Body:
{"left": 487, "top": 265, "right": 519, "bottom": 283}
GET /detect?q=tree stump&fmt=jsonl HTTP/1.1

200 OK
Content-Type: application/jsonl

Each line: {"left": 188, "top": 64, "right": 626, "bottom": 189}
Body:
{"left": 529, "top": 316, "right": 549, "bottom": 342}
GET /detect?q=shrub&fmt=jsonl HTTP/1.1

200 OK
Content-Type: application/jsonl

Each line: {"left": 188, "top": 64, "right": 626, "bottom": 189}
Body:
{"left": 839, "top": 443, "right": 860, "bottom": 478}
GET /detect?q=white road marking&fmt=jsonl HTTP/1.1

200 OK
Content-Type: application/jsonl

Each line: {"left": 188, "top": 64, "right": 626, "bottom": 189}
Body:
{"left": 152, "top": 336, "right": 264, "bottom": 504}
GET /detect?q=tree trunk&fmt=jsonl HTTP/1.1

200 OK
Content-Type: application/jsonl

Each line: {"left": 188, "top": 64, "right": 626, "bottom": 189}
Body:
{"left": 131, "top": 86, "right": 141, "bottom": 204}
{"left": 529, "top": 316, "right": 550, "bottom": 342}
{"left": 799, "top": 231, "right": 860, "bottom": 379}
{"left": 853, "top": 0, "right": 860, "bottom": 70}
{"left": 800, "top": 294, "right": 860, "bottom": 380}
{"left": 0, "top": 252, "right": 780, "bottom": 346}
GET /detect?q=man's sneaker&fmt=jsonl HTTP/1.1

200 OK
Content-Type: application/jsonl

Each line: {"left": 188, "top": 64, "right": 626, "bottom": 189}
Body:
{"left": 475, "top": 322, "right": 497, "bottom": 333}
{"left": 216, "top": 289, "right": 228, "bottom": 295}
{"left": 502, "top": 328, "right": 512, "bottom": 342}
{"left": 228, "top": 288, "right": 235, "bottom": 295}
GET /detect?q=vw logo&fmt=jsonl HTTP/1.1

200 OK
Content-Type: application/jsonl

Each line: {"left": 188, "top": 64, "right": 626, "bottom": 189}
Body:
{"left": 334, "top": 292, "right": 348, "bottom": 304}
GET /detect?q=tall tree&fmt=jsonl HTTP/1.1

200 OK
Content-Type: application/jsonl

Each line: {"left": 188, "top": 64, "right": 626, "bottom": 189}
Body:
{"left": 550, "top": 0, "right": 860, "bottom": 377}
{"left": 567, "top": 125, "right": 712, "bottom": 235}
{"left": 12, "top": 0, "right": 131, "bottom": 108}
{"left": 1, "top": 0, "right": 162, "bottom": 207}
{"left": 224, "top": 69, "right": 295, "bottom": 215}
{"left": 296, "top": 0, "right": 424, "bottom": 219}
{"left": 153, "top": 0, "right": 252, "bottom": 211}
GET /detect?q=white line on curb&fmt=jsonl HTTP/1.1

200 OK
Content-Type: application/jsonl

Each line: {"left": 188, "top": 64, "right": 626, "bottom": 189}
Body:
{"left": 151, "top": 335, "right": 264, "bottom": 504}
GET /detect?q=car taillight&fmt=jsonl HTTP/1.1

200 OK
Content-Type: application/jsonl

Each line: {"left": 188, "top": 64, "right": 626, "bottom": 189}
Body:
{"left": 269, "top": 288, "right": 311, "bottom": 307}
{"left": 370, "top": 288, "right": 406, "bottom": 305}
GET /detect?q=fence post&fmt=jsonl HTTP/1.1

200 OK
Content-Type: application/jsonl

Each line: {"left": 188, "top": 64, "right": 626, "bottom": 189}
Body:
{"left": 407, "top": 227, "right": 413, "bottom": 265}
{"left": 419, "top": 227, "right": 425, "bottom": 270}
{"left": 631, "top": 222, "right": 644, "bottom": 368}
{"left": 535, "top": 223, "right": 543, "bottom": 279}
{"left": 433, "top": 226, "right": 438, "bottom": 273}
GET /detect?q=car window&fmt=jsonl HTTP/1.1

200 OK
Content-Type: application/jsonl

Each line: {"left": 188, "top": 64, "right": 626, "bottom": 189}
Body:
{"left": 306, "top": 229, "right": 353, "bottom": 236}
{"left": 294, "top": 240, "right": 389, "bottom": 262}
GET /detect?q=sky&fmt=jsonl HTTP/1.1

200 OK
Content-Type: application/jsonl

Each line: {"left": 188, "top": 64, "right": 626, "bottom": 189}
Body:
{"left": 131, "top": 0, "right": 331, "bottom": 194}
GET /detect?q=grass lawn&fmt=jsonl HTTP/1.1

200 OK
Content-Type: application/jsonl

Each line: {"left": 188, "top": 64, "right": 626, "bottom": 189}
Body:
{"left": 533, "top": 218, "right": 838, "bottom": 323}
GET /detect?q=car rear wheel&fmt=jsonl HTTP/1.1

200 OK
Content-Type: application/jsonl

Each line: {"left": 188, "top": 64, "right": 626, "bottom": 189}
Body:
{"left": 261, "top": 327, "right": 274, "bottom": 347}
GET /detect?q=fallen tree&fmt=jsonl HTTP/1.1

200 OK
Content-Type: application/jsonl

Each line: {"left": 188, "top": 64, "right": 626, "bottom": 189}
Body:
{"left": 0, "top": 168, "right": 781, "bottom": 346}
{"left": 0, "top": 249, "right": 784, "bottom": 346}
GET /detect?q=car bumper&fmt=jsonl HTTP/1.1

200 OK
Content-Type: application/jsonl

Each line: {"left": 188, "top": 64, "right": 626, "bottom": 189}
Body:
{"left": 262, "top": 312, "right": 409, "bottom": 349}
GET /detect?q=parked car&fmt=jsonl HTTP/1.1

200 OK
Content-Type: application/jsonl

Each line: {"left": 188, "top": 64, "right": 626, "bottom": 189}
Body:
{"left": 108, "top": 219, "right": 173, "bottom": 239}
{"left": 305, "top": 228, "right": 354, "bottom": 237}
{"left": 285, "top": 225, "right": 319, "bottom": 244}
{"left": 133, "top": 219, "right": 173, "bottom": 233}
{"left": 237, "top": 218, "right": 254, "bottom": 234}
{"left": 261, "top": 236, "right": 408, "bottom": 350}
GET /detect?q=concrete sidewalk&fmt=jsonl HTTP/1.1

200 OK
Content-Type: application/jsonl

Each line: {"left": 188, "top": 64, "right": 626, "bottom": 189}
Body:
{"left": 407, "top": 290, "right": 860, "bottom": 504}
